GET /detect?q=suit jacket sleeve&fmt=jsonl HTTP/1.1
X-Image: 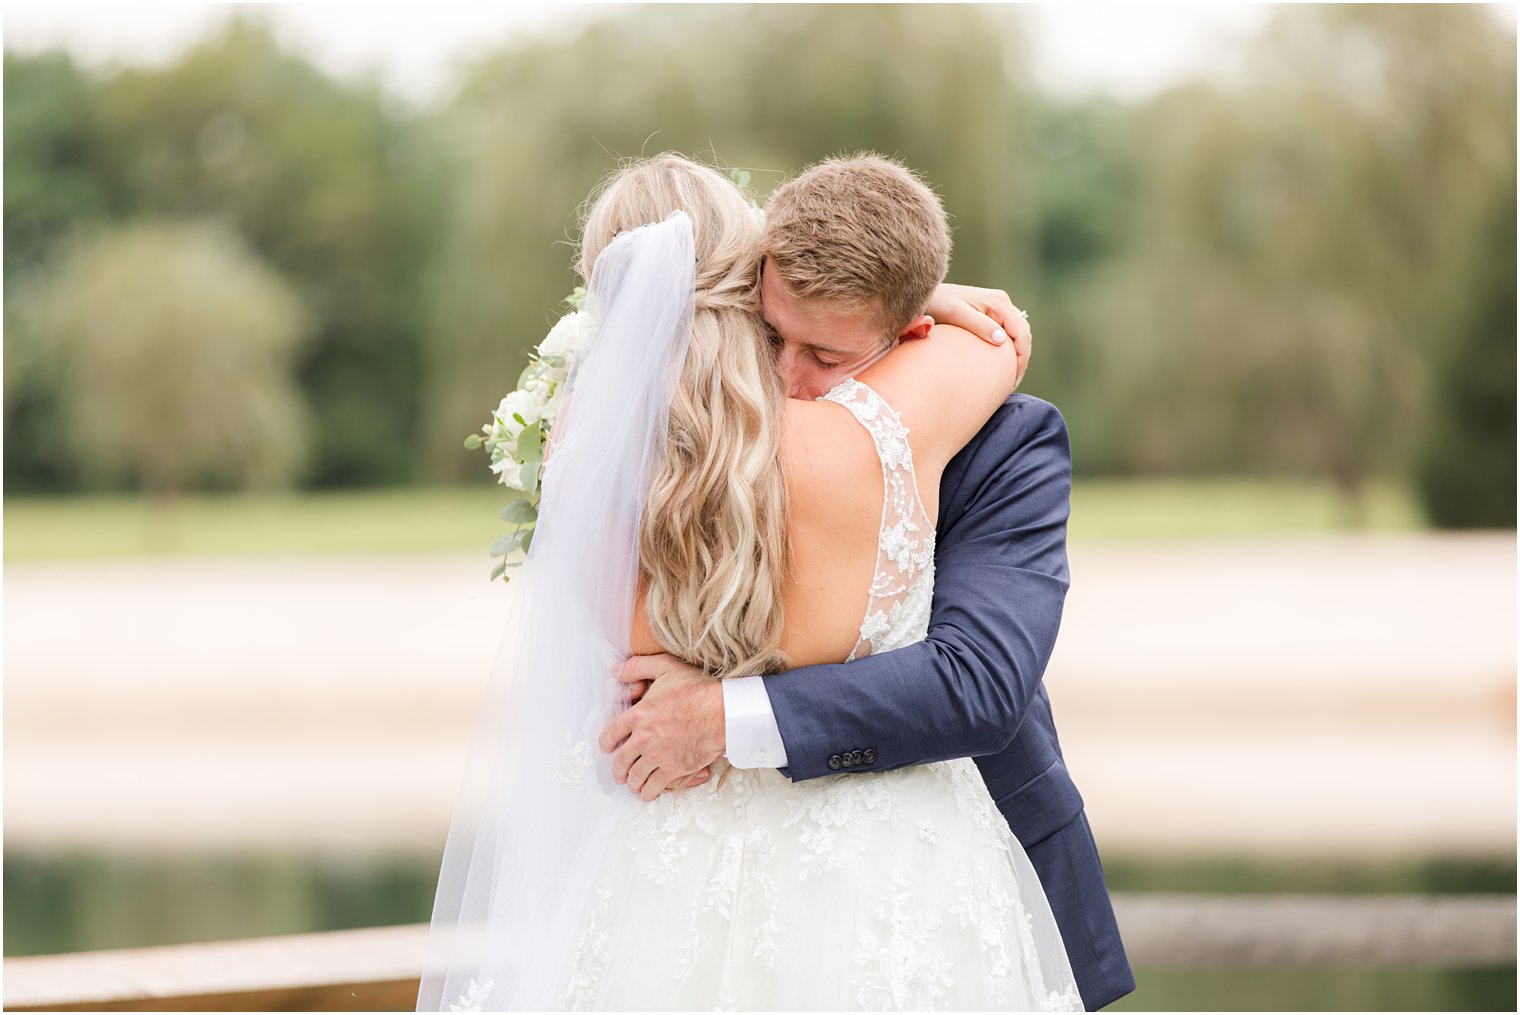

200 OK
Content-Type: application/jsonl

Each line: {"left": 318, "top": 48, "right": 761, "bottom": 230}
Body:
{"left": 762, "top": 396, "right": 1072, "bottom": 781}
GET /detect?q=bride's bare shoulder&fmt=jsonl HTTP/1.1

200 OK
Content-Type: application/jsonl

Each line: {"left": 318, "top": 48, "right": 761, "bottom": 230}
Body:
{"left": 776, "top": 396, "right": 882, "bottom": 666}
{"left": 780, "top": 396, "right": 880, "bottom": 509}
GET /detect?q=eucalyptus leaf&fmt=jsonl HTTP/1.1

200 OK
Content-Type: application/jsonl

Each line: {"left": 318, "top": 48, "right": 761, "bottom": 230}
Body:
{"left": 463, "top": 433, "right": 483, "bottom": 449}
{"left": 500, "top": 499, "right": 538, "bottom": 524}
{"left": 518, "top": 423, "right": 544, "bottom": 465}
{"left": 498, "top": 496, "right": 534, "bottom": 521}
{"left": 521, "top": 527, "right": 534, "bottom": 554}
{"left": 490, "top": 531, "right": 520, "bottom": 557}
{"left": 490, "top": 561, "right": 506, "bottom": 581}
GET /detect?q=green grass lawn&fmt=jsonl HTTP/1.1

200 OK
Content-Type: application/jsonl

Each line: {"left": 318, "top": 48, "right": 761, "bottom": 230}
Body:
{"left": 1068, "top": 477, "right": 1426, "bottom": 540}
{"left": 2, "top": 479, "right": 1428, "bottom": 563}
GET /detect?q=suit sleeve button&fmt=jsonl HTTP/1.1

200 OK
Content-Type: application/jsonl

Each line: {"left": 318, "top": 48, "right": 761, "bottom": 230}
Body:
{"left": 863, "top": 749, "right": 876, "bottom": 764}
{"left": 841, "top": 753, "right": 855, "bottom": 767}
{"left": 849, "top": 749, "right": 864, "bottom": 764}
{"left": 827, "top": 754, "right": 844, "bottom": 770}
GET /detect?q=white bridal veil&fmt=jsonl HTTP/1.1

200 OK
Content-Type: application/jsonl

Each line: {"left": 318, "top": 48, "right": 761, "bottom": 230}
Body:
{"left": 416, "top": 210, "right": 697, "bottom": 1011}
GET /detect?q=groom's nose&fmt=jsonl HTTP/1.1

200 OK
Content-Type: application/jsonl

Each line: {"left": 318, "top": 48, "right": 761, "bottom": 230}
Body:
{"left": 775, "top": 349, "right": 807, "bottom": 399}
{"left": 784, "top": 369, "right": 821, "bottom": 401}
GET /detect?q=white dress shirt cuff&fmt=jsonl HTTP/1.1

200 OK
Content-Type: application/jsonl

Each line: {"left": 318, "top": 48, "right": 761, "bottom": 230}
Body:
{"left": 721, "top": 674, "right": 788, "bottom": 769}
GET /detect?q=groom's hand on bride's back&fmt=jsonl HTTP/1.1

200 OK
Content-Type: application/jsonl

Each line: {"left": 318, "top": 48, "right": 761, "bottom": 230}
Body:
{"left": 598, "top": 653, "right": 722, "bottom": 801}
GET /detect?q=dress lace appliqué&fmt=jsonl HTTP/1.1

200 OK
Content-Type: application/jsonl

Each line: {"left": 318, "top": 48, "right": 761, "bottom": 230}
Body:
{"left": 815, "top": 377, "right": 937, "bottom": 661}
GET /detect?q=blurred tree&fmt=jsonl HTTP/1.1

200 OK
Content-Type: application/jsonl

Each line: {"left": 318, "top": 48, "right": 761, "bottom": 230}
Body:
{"left": 5, "top": 5, "right": 1511, "bottom": 519}
{"left": 1077, "top": 5, "right": 1514, "bottom": 524}
{"left": 104, "top": 18, "right": 444, "bottom": 488}
{"left": 417, "top": 3, "right": 1036, "bottom": 482}
{"left": 1414, "top": 180, "right": 1517, "bottom": 527}
{"left": 8, "top": 18, "right": 442, "bottom": 491}
{"left": 29, "top": 219, "right": 311, "bottom": 516}
{"left": 1016, "top": 94, "right": 1138, "bottom": 469}
{"left": 3, "top": 51, "right": 118, "bottom": 491}
{"left": 2, "top": 52, "right": 118, "bottom": 289}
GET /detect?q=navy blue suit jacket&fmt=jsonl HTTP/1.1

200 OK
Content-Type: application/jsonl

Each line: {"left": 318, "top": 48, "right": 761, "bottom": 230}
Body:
{"left": 761, "top": 393, "right": 1135, "bottom": 1011}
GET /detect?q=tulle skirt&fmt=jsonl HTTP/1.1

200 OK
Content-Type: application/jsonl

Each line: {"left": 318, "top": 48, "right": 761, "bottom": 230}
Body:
{"left": 556, "top": 756, "right": 1083, "bottom": 1012}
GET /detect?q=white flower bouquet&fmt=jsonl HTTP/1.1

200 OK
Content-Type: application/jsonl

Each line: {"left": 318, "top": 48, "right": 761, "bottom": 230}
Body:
{"left": 465, "top": 169, "right": 760, "bottom": 584}
{"left": 464, "top": 288, "right": 591, "bottom": 582}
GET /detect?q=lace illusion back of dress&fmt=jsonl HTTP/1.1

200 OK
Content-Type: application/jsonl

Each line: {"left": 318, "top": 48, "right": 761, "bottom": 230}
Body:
{"left": 817, "top": 377, "right": 938, "bottom": 660}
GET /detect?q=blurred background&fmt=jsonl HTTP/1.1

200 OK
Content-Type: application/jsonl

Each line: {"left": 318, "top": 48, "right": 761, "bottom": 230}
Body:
{"left": 3, "top": 3, "right": 1515, "bottom": 1011}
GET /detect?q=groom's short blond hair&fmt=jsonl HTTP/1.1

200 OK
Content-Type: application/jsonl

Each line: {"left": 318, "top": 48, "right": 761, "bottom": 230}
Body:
{"left": 760, "top": 153, "right": 951, "bottom": 343}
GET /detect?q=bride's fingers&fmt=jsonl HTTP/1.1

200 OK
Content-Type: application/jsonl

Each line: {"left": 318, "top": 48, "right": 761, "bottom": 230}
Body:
{"left": 1010, "top": 318, "right": 1033, "bottom": 386}
{"left": 979, "top": 302, "right": 1033, "bottom": 383}
{"left": 967, "top": 309, "right": 1008, "bottom": 346}
{"left": 624, "top": 679, "right": 652, "bottom": 704}
{"left": 1002, "top": 305, "right": 1033, "bottom": 349}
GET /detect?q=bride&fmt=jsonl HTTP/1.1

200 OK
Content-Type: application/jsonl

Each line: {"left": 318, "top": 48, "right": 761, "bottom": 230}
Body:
{"left": 416, "top": 154, "right": 1081, "bottom": 1012}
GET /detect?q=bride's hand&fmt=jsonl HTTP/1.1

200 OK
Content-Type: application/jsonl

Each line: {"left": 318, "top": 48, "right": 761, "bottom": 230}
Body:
{"left": 599, "top": 654, "right": 725, "bottom": 801}
{"left": 923, "top": 282, "right": 1033, "bottom": 389}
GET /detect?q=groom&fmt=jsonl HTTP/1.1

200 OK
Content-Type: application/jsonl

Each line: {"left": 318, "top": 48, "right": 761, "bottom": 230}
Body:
{"left": 598, "top": 154, "right": 1135, "bottom": 1010}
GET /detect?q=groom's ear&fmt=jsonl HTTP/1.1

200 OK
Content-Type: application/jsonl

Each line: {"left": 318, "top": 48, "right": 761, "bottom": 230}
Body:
{"left": 897, "top": 314, "right": 935, "bottom": 343}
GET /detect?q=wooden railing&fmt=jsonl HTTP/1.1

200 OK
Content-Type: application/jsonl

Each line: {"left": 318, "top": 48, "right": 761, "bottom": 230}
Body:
{"left": 5, "top": 893, "right": 1515, "bottom": 1012}
{"left": 2, "top": 923, "right": 423, "bottom": 1013}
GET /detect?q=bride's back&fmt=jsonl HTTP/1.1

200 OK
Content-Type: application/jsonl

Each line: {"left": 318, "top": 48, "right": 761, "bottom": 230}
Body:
{"left": 628, "top": 392, "right": 887, "bottom": 669}
{"left": 771, "top": 392, "right": 928, "bottom": 667}
{"left": 630, "top": 322, "right": 1018, "bottom": 671}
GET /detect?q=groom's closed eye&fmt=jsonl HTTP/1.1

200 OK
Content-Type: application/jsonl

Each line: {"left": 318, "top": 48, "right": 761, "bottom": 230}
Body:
{"left": 765, "top": 326, "right": 831, "bottom": 365}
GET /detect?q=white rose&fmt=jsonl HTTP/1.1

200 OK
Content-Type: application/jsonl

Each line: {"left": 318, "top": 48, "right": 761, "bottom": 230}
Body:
{"left": 494, "top": 389, "right": 542, "bottom": 439}
{"left": 540, "top": 380, "right": 566, "bottom": 429}
{"left": 537, "top": 311, "right": 583, "bottom": 360}
{"left": 489, "top": 455, "right": 529, "bottom": 492}
{"left": 528, "top": 374, "right": 566, "bottom": 426}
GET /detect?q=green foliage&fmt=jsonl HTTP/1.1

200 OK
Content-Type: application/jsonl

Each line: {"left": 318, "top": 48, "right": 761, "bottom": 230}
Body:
{"left": 1069, "top": 5, "right": 1514, "bottom": 527}
{"left": 499, "top": 499, "right": 537, "bottom": 524}
{"left": 3, "top": 5, "right": 1513, "bottom": 528}
{"left": 417, "top": 4, "right": 1035, "bottom": 482}
{"left": 6, "top": 18, "right": 441, "bottom": 491}
{"left": 1414, "top": 181, "right": 1517, "bottom": 527}
{"left": 0, "top": 479, "right": 1425, "bottom": 564}
{"left": 27, "top": 219, "right": 312, "bottom": 496}
{"left": 3, "top": 51, "right": 120, "bottom": 492}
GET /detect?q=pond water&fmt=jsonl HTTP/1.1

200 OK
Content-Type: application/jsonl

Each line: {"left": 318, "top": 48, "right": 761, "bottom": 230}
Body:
{"left": 5, "top": 849, "right": 1513, "bottom": 1011}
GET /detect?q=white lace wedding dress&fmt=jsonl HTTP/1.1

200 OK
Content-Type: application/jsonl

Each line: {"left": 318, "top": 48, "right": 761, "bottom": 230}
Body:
{"left": 450, "top": 377, "right": 1083, "bottom": 1013}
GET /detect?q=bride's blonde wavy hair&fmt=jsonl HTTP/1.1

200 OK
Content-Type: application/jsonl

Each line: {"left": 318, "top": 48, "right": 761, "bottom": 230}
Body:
{"left": 577, "top": 154, "right": 790, "bottom": 679}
